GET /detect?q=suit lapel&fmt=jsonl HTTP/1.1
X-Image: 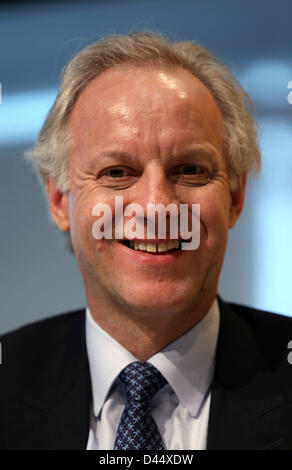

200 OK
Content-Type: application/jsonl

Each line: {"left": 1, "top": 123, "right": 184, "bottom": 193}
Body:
{"left": 2, "top": 310, "right": 92, "bottom": 450}
{"left": 207, "top": 298, "right": 287, "bottom": 449}
{"left": 47, "top": 366, "right": 91, "bottom": 449}
{"left": 43, "top": 311, "right": 91, "bottom": 449}
{"left": 38, "top": 310, "right": 92, "bottom": 449}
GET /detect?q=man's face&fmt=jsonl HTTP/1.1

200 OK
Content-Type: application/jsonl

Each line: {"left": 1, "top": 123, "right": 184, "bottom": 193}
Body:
{"left": 48, "top": 65, "right": 245, "bottom": 320}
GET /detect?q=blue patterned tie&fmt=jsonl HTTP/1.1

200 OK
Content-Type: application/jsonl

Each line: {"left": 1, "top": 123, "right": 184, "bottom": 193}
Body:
{"left": 114, "top": 361, "right": 167, "bottom": 450}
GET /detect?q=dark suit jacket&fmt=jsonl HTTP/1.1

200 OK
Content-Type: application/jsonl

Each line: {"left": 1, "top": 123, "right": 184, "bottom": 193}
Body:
{"left": 1, "top": 297, "right": 292, "bottom": 450}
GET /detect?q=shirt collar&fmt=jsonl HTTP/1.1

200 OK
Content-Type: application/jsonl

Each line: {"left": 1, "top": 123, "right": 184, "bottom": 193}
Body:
{"left": 86, "top": 299, "right": 219, "bottom": 419}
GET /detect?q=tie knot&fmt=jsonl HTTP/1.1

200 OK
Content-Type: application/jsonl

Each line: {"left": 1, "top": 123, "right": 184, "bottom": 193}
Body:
{"left": 119, "top": 361, "right": 167, "bottom": 404}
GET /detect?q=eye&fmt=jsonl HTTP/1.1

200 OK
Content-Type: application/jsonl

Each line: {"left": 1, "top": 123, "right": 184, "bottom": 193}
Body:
{"left": 170, "top": 163, "right": 210, "bottom": 185}
{"left": 100, "top": 167, "right": 131, "bottom": 178}
{"left": 173, "top": 164, "right": 207, "bottom": 176}
{"left": 180, "top": 164, "right": 204, "bottom": 175}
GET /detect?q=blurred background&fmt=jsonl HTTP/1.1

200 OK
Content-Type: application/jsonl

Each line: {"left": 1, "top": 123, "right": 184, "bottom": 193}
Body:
{"left": 0, "top": 0, "right": 291, "bottom": 334}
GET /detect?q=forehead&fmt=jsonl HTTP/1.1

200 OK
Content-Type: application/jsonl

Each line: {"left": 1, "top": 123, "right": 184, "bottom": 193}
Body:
{"left": 69, "top": 64, "right": 224, "bottom": 155}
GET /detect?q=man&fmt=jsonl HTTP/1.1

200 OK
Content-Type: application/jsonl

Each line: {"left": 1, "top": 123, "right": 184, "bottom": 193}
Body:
{"left": 1, "top": 32, "right": 292, "bottom": 450}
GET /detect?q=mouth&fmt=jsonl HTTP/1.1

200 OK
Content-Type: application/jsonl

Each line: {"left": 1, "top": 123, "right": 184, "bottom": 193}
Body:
{"left": 119, "top": 239, "right": 188, "bottom": 254}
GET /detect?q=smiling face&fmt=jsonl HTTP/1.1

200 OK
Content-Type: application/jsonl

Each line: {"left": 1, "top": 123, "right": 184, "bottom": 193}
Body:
{"left": 47, "top": 64, "right": 245, "bottom": 334}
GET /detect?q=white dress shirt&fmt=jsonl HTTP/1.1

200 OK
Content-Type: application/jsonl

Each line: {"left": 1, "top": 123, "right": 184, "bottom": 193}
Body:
{"left": 86, "top": 300, "right": 219, "bottom": 450}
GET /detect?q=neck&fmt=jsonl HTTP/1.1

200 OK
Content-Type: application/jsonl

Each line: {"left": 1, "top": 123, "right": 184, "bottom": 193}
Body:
{"left": 86, "top": 292, "right": 215, "bottom": 361}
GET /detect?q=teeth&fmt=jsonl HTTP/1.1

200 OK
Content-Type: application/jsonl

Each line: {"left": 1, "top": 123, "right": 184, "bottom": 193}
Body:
{"left": 146, "top": 243, "right": 156, "bottom": 253}
{"left": 174, "top": 240, "right": 180, "bottom": 249}
{"left": 137, "top": 241, "right": 146, "bottom": 251}
{"left": 128, "top": 240, "right": 181, "bottom": 253}
{"left": 158, "top": 243, "right": 168, "bottom": 252}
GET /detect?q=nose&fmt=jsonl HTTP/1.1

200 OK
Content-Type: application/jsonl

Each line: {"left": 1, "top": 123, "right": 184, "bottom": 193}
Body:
{"left": 125, "top": 162, "right": 181, "bottom": 239}
{"left": 135, "top": 162, "right": 180, "bottom": 209}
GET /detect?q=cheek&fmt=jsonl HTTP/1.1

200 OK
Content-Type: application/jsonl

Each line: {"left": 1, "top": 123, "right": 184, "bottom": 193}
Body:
{"left": 199, "top": 195, "right": 230, "bottom": 249}
{"left": 67, "top": 193, "right": 95, "bottom": 253}
{"left": 72, "top": 196, "right": 120, "bottom": 262}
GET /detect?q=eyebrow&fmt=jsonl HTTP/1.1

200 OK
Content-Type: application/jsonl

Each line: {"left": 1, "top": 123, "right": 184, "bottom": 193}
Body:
{"left": 96, "top": 151, "right": 138, "bottom": 165}
{"left": 170, "top": 144, "right": 221, "bottom": 164}
{"left": 94, "top": 144, "right": 220, "bottom": 167}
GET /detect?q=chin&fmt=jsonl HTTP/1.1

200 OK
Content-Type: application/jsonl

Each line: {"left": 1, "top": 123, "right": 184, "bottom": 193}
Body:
{"left": 122, "top": 286, "right": 197, "bottom": 316}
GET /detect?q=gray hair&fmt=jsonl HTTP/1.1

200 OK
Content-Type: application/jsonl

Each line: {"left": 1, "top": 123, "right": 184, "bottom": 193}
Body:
{"left": 26, "top": 31, "right": 261, "bottom": 191}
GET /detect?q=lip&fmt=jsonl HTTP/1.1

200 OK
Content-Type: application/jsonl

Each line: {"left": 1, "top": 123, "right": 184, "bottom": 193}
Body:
{"left": 120, "top": 238, "right": 184, "bottom": 243}
{"left": 115, "top": 239, "right": 185, "bottom": 265}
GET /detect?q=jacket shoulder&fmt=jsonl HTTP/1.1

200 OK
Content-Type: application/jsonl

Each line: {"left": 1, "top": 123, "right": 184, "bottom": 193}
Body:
{"left": 0, "top": 309, "right": 86, "bottom": 391}
{"left": 222, "top": 299, "right": 292, "bottom": 390}
{"left": 227, "top": 300, "right": 292, "bottom": 340}
{"left": 1, "top": 308, "right": 86, "bottom": 353}
{"left": 0, "top": 309, "right": 89, "bottom": 449}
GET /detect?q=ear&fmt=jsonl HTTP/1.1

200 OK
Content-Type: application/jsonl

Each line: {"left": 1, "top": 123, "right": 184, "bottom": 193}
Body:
{"left": 46, "top": 177, "right": 70, "bottom": 232}
{"left": 229, "top": 172, "right": 247, "bottom": 229}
